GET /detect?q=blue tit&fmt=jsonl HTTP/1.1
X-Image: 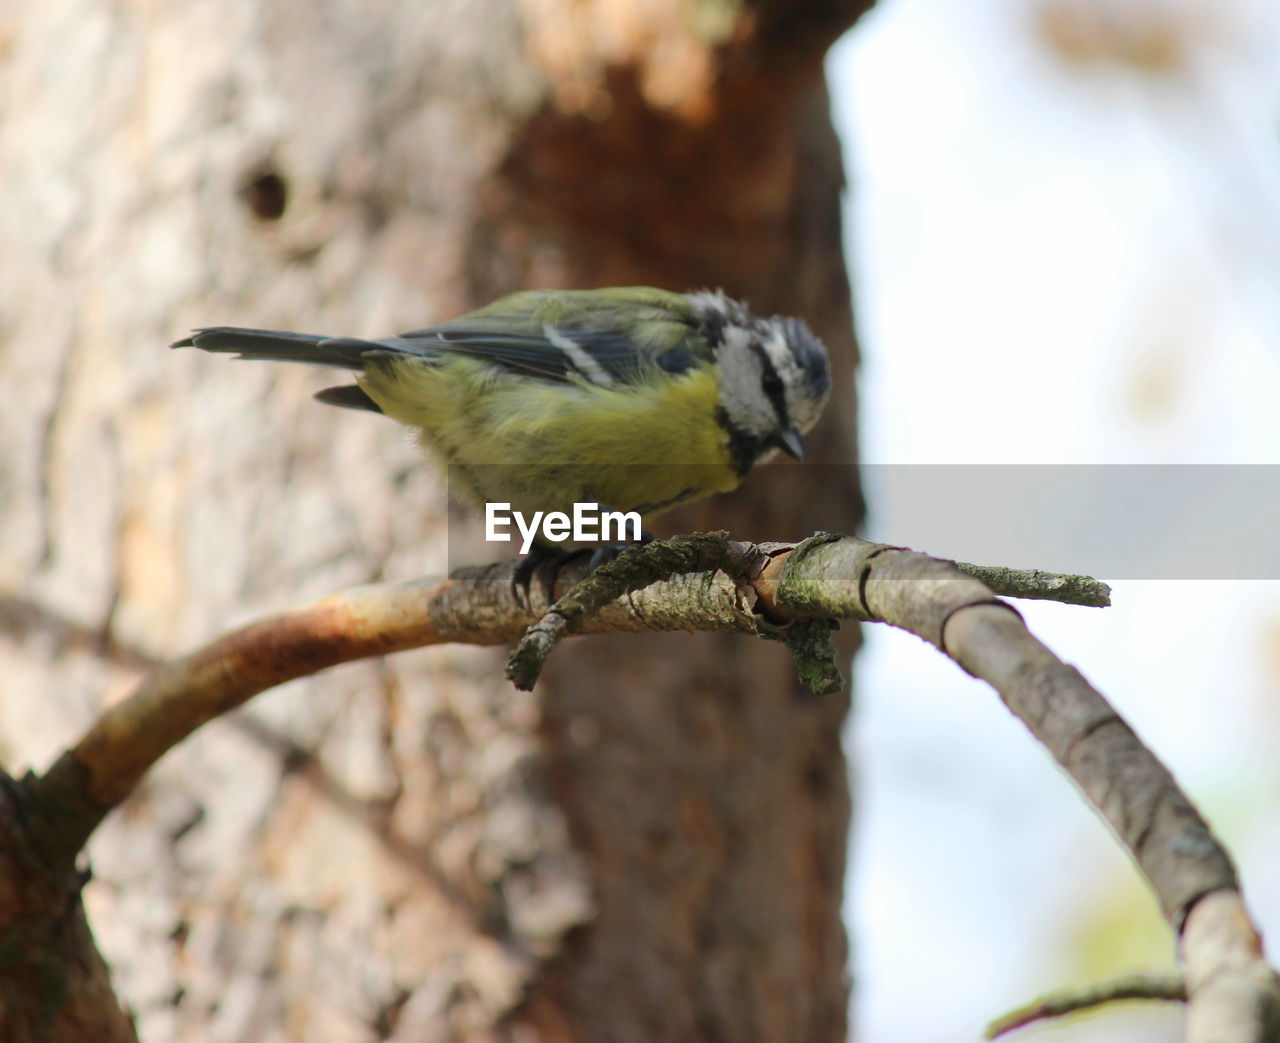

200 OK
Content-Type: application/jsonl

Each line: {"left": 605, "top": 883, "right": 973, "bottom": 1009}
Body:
{"left": 173, "top": 286, "right": 831, "bottom": 535}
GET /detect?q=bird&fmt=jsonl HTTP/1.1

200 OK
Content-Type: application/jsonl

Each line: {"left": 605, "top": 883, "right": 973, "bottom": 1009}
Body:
{"left": 173, "top": 286, "right": 831, "bottom": 562}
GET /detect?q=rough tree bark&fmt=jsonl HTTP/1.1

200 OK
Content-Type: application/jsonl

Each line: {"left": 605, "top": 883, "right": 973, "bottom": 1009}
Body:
{"left": 0, "top": 1, "right": 868, "bottom": 1040}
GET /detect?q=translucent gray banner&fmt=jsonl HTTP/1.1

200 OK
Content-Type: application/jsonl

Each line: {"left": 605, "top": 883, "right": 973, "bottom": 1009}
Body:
{"left": 864, "top": 465, "right": 1280, "bottom": 580}
{"left": 444, "top": 464, "right": 1280, "bottom": 579}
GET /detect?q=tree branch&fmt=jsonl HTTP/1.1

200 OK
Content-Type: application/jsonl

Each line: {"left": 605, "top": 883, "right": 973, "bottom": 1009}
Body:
{"left": 25, "top": 549, "right": 767, "bottom": 864}
{"left": 753, "top": 534, "right": 1280, "bottom": 1042}
{"left": 952, "top": 560, "right": 1111, "bottom": 607}
{"left": 986, "top": 974, "right": 1186, "bottom": 1038}
{"left": 18, "top": 532, "right": 1280, "bottom": 1041}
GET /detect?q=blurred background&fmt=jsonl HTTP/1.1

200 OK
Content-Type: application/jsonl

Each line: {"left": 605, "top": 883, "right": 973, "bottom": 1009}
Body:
{"left": 831, "top": 0, "right": 1280, "bottom": 1039}
{"left": 4, "top": 0, "right": 1280, "bottom": 1040}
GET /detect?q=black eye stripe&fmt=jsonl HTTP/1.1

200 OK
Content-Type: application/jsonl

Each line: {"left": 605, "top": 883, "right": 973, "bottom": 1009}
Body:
{"left": 748, "top": 340, "right": 791, "bottom": 426}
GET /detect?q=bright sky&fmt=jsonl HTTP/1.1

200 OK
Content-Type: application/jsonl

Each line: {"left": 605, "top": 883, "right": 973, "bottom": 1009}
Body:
{"left": 829, "top": 1, "right": 1280, "bottom": 1039}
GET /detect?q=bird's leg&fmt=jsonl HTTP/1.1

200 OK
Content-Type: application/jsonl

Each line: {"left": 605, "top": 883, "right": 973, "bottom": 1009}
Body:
{"left": 510, "top": 519, "right": 655, "bottom": 608}
{"left": 510, "top": 543, "right": 575, "bottom": 609}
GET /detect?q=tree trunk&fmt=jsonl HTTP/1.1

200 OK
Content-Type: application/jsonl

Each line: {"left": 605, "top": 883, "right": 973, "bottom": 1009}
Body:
{"left": 0, "top": 2, "right": 867, "bottom": 1039}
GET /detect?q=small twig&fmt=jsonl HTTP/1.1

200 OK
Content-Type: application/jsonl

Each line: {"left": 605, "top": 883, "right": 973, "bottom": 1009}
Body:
{"left": 986, "top": 974, "right": 1186, "bottom": 1038}
{"left": 780, "top": 621, "right": 844, "bottom": 696}
{"left": 953, "top": 561, "right": 1111, "bottom": 608}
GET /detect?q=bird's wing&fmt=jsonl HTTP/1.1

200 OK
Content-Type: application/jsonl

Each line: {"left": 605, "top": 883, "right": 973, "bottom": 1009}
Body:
{"left": 390, "top": 320, "right": 700, "bottom": 387}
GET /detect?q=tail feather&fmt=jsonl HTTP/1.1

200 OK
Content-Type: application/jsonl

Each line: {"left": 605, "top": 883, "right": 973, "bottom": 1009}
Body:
{"left": 172, "top": 327, "right": 378, "bottom": 370}
{"left": 314, "top": 385, "right": 383, "bottom": 413}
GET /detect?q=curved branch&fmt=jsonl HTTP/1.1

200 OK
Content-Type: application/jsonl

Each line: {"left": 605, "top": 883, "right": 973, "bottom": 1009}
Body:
{"left": 27, "top": 552, "right": 763, "bottom": 863}
{"left": 755, "top": 535, "right": 1280, "bottom": 1042}
{"left": 986, "top": 974, "right": 1186, "bottom": 1038}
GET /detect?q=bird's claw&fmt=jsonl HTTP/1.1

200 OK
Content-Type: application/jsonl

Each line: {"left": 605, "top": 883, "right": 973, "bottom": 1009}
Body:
{"left": 511, "top": 531, "right": 655, "bottom": 608}
{"left": 510, "top": 545, "right": 573, "bottom": 609}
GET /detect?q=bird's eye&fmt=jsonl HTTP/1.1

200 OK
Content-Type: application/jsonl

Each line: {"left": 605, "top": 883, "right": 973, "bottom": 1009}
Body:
{"left": 762, "top": 371, "right": 784, "bottom": 395}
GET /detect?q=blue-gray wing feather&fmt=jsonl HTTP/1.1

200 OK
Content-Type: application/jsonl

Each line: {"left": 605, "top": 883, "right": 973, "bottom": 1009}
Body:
{"left": 393, "top": 325, "right": 699, "bottom": 385}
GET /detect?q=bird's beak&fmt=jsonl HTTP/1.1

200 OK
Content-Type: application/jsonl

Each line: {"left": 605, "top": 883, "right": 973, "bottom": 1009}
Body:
{"left": 777, "top": 427, "right": 805, "bottom": 460}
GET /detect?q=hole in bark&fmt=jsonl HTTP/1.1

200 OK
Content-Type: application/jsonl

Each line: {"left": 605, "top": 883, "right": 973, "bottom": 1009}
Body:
{"left": 239, "top": 167, "right": 288, "bottom": 221}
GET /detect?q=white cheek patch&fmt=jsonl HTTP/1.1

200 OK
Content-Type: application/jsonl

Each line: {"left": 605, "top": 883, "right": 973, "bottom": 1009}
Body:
{"left": 717, "top": 331, "right": 775, "bottom": 436}
{"left": 723, "top": 323, "right": 752, "bottom": 356}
